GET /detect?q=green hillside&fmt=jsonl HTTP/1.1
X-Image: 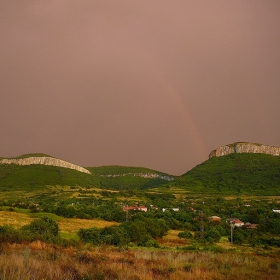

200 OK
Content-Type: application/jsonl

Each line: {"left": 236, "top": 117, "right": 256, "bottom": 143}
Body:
{"left": 87, "top": 165, "right": 173, "bottom": 190}
{"left": 87, "top": 165, "right": 167, "bottom": 175}
{"left": 0, "top": 164, "right": 98, "bottom": 190}
{"left": 1, "top": 151, "right": 280, "bottom": 197}
{"left": 0, "top": 156, "right": 173, "bottom": 196}
{"left": 175, "top": 153, "right": 280, "bottom": 195}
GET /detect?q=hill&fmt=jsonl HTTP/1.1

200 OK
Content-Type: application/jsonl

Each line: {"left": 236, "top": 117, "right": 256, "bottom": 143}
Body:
{"left": 1, "top": 142, "right": 280, "bottom": 196}
{"left": 87, "top": 165, "right": 174, "bottom": 190}
{"left": 176, "top": 152, "right": 280, "bottom": 195}
{"left": 0, "top": 154, "right": 173, "bottom": 198}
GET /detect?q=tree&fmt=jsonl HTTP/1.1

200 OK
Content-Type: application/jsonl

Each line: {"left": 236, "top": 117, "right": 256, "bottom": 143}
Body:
{"left": 78, "top": 227, "right": 101, "bottom": 245}
{"left": 0, "top": 225, "right": 22, "bottom": 243}
{"left": 205, "top": 227, "right": 221, "bottom": 243}
{"left": 21, "top": 216, "right": 59, "bottom": 241}
{"left": 100, "top": 226, "right": 126, "bottom": 246}
{"left": 231, "top": 228, "right": 247, "bottom": 245}
{"left": 178, "top": 231, "right": 193, "bottom": 239}
{"left": 123, "top": 220, "right": 147, "bottom": 244}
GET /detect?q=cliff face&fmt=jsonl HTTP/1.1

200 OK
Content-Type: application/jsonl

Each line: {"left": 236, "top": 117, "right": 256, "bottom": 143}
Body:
{"left": 209, "top": 142, "right": 280, "bottom": 158}
{"left": 99, "top": 173, "right": 174, "bottom": 181}
{"left": 0, "top": 157, "right": 91, "bottom": 174}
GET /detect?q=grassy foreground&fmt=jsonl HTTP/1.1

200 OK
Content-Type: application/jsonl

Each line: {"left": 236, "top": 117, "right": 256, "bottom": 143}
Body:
{"left": 0, "top": 242, "right": 279, "bottom": 280}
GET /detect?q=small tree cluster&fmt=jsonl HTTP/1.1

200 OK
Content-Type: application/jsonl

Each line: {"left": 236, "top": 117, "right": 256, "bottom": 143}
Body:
{"left": 0, "top": 217, "right": 60, "bottom": 244}
{"left": 78, "top": 216, "right": 169, "bottom": 247}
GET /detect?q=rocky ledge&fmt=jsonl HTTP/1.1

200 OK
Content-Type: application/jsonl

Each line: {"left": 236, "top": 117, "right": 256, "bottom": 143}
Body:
{"left": 100, "top": 173, "right": 174, "bottom": 181}
{"left": 0, "top": 157, "right": 91, "bottom": 174}
{"left": 209, "top": 142, "right": 280, "bottom": 158}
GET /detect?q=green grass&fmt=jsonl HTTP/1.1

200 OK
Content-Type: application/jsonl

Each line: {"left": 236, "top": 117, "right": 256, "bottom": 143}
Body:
{"left": 1, "top": 152, "right": 280, "bottom": 198}
{"left": 0, "top": 161, "right": 173, "bottom": 199}
{"left": 30, "top": 212, "right": 63, "bottom": 222}
{"left": 87, "top": 165, "right": 169, "bottom": 175}
{"left": 0, "top": 164, "right": 98, "bottom": 191}
{"left": 176, "top": 153, "right": 280, "bottom": 195}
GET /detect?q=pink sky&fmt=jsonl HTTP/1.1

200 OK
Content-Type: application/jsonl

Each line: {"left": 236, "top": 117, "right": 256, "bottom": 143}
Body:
{"left": 0, "top": 1, "right": 279, "bottom": 175}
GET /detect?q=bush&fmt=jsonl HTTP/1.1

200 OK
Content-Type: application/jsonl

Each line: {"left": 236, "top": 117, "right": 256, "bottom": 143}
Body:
{"left": 0, "top": 225, "right": 24, "bottom": 243}
{"left": 21, "top": 216, "right": 59, "bottom": 242}
{"left": 204, "top": 244, "right": 225, "bottom": 253}
{"left": 78, "top": 225, "right": 129, "bottom": 246}
{"left": 178, "top": 231, "right": 192, "bottom": 239}
{"left": 205, "top": 227, "right": 222, "bottom": 243}
{"left": 100, "top": 226, "right": 127, "bottom": 246}
{"left": 123, "top": 220, "right": 151, "bottom": 243}
{"left": 145, "top": 239, "right": 160, "bottom": 248}
{"left": 78, "top": 227, "right": 101, "bottom": 245}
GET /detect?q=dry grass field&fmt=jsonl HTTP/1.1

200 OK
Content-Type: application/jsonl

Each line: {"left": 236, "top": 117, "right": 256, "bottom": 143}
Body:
{"left": 0, "top": 211, "right": 280, "bottom": 279}
{"left": 0, "top": 242, "right": 279, "bottom": 280}
{"left": 0, "top": 211, "right": 33, "bottom": 228}
{"left": 0, "top": 211, "right": 119, "bottom": 239}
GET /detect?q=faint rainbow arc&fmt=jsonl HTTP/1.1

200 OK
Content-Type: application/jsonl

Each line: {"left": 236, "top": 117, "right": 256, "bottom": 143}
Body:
{"left": 154, "top": 67, "right": 208, "bottom": 162}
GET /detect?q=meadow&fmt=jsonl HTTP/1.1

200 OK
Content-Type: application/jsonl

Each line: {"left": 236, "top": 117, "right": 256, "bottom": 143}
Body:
{"left": 0, "top": 242, "right": 279, "bottom": 280}
{"left": 0, "top": 207, "right": 280, "bottom": 279}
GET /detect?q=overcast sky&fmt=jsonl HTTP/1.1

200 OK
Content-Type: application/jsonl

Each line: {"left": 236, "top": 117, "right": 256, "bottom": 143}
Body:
{"left": 0, "top": 1, "right": 279, "bottom": 175}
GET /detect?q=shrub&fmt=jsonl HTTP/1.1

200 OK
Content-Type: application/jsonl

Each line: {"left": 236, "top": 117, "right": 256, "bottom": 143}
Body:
{"left": 145, "top": 239, "right": 160, "bottom": 248}
{"left": 78, "top": 227, "right": 101, "bottom": 245}
{"left": 21, "top": 216, "right": 59, "bottom": 242}
{"left": 0, "top": 225, "right": 24, "bottom": 243}
{"left": 205, "top": 227, "right": 222, "bottom": 243}
{"left": 100, "top": 226, "right": 126, "bottom": 246}
{"left": 178, "top": 231, "right": 193, "bottom": 239}
{"left": 122, "top": 220, "right": 148, "bottom": 244}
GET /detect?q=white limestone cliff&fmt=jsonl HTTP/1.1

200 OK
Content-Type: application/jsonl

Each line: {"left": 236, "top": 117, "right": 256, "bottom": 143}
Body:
{"left": 0, "top": 157, "right": 91, "bottom": 174}
{"left": 209, "top": 142, "right": 280, "bottom": 158}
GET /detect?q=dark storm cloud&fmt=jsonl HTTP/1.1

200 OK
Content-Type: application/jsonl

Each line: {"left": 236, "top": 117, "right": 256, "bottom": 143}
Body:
{"left": 0, "top": 1, "right": 279, "bottom": 175}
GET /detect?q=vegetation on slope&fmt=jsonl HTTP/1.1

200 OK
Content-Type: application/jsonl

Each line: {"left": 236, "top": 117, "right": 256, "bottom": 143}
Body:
{"left": 1, "top": 151, "right": 280, "bottom": 195}
{"left": 176, "top": 153, "right": 280, "bottom": 195}
{"left": 88, "top": 165, "right": 173, "bottom": 190}
{"left": 87, "top": 165, "right": 169, "bottom": 175}
{"left": 0, "top": 164, "right": 98, "bottom": 192}
{"left": 0, "top": 158, "right": 173, "bottom": 194}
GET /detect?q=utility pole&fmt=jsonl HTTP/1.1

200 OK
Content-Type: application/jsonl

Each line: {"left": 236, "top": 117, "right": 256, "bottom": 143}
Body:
{"left": 126, "top": 204, "right": 129, "bottom": 222}
{"left": 230, "top": 222, "right": 234, "bottom": 244}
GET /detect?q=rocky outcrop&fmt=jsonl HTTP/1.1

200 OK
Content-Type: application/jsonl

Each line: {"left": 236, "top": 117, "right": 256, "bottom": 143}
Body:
{"left": 209, "top": 142, "right": 280, "bottom": 158}
{"left": 0, "top": 157, "right": 91, "bottom": 174}
{"left": 100, "top": 173, "right": 174, "bottom": 181}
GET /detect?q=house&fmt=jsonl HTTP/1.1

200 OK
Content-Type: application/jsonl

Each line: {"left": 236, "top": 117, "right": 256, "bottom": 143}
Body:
{"left": 137, "top": 206, "right": 148, "bottom": 212}
{"left": 162, "top": 208, "right": 179, "bottom": 212}
{"left": 231, "top": 219, "right": 244, "bottom": 227}
{"left": 242, "top": 222, "right": 258, "bottom": 229}
{"left": 226, "top": 218, "right": 244, "bottom": 227}
{"left": 209, "top": 216, "right": 221, "bottom": 222}
{"left": 122, "top": 205, "right": 148, "bottom": 212}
